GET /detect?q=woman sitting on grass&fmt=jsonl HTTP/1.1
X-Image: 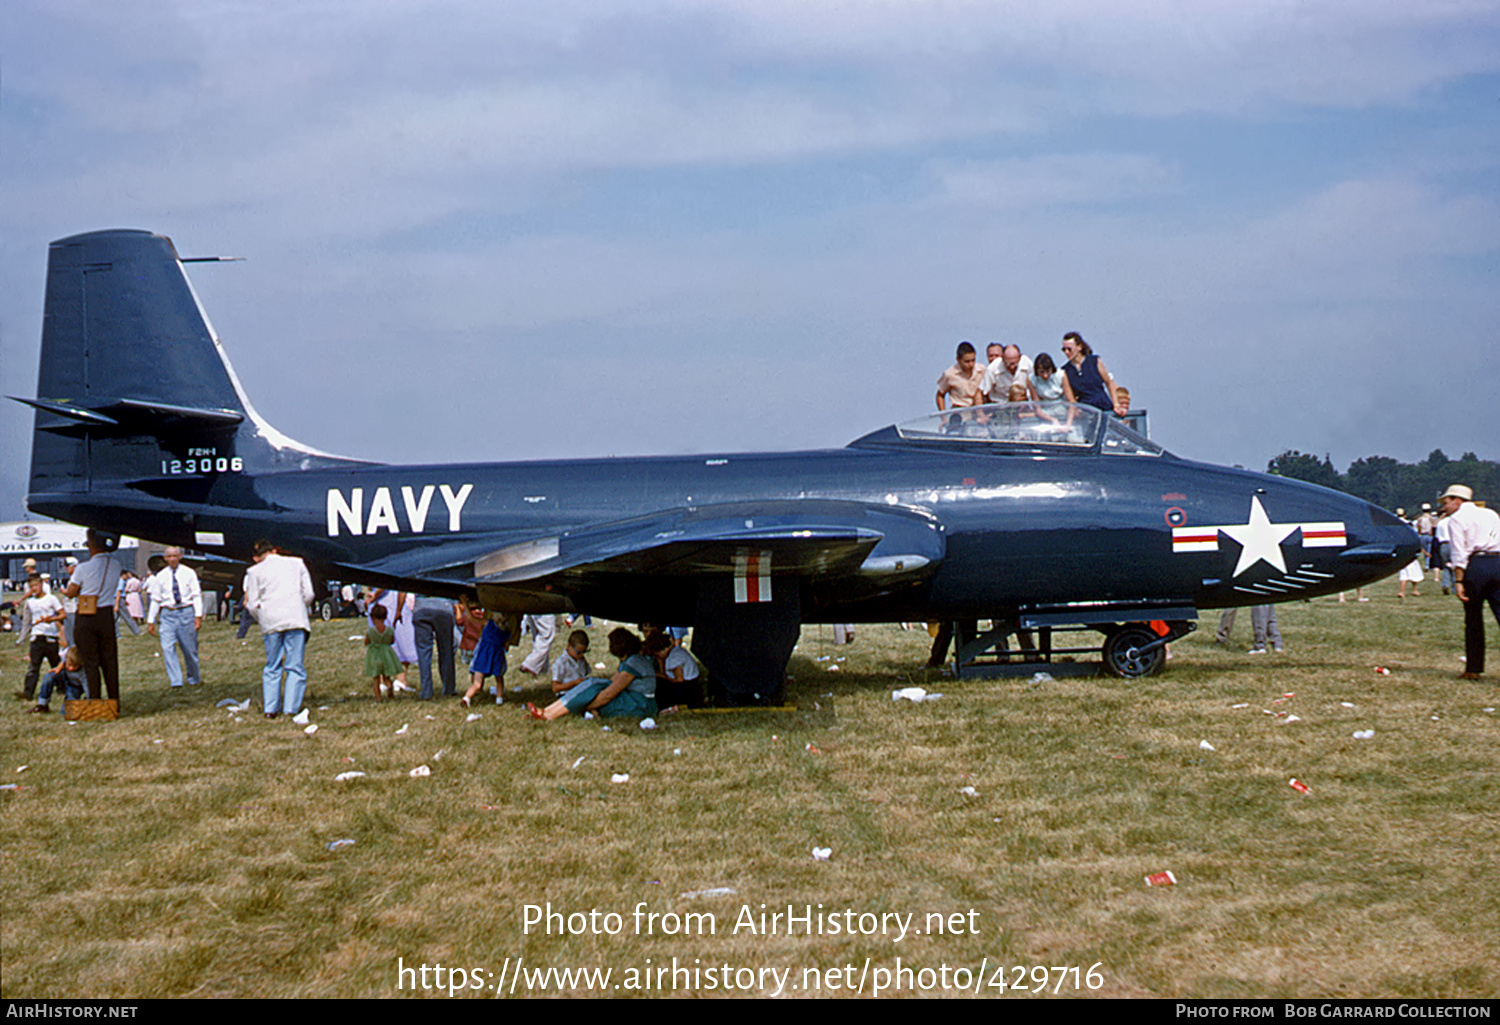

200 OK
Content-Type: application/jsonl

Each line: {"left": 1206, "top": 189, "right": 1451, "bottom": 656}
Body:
{"left": 527, "top": 627, "right": 656, "bottom": 721}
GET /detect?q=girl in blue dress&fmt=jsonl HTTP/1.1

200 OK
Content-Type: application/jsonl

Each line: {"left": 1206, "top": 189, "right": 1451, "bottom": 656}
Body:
{"left": 460, "top": 607, "right": 518, "bottom": 707}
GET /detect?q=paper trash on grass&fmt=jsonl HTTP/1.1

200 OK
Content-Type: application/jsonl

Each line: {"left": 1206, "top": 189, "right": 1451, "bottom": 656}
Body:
{"left": 465, "top": 712, "right": 481, "bottom": 723}
{"left": 303, "top": 724, "right": 319, "bottom": 735}
{"left": 811, "top": 847, "right": 832, "bottom": 861}
{"left": 1199, "top": 740, "right": 1216, "bottom": 751}
{"left": 1031, "top": 672, "right": 1054, "bottom": 683}
{"left": 292, "top": 709, "right": 310, "bottom": 725}
{"left": 959, "top": 786, "right": 978, "bottom": 797}
{"left": 1353, "top": 729, "right": 1375, "bottom": 740}
{"left": 892, "top": 686, "right": 941, "bottom": 703}
{"left": 410, "top": 765, "right": 431, "bottom": 778}
{"left": 572, "top": 756, "right": 586, "bottom": 769}
{"left": 1144, "top": 870, "right": 1177, "bottom": 886}
{"left": 611, "top": 773, "right": 630, "bottom": 784}
{"left": 1289, "top": 778, "right": 1311, "bottom": 794}
{"left": 639, "top": 718, "right": 657, "bottom": 730}
{"left": 326, "top": 839, "right": 355, "bottom": 851}
{"left": 395, "top": 723, "right": 408, "bottom": 735}
{"left": 679, "top": 887, "right": 738, "bottom": 899}
{"left": 334, "top": 771, "right": 367, "bottom": 781}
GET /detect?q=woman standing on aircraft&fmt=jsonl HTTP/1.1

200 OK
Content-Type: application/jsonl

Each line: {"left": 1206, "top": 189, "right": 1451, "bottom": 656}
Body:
{"left": 1060, "top": 332, "right": 1119, "bottom": 412}
{"left": 526, "top": 627, "right": 657, "bottom": 721}
{"left": 1029, "top": 352, "right": 1067, "bottom": 402}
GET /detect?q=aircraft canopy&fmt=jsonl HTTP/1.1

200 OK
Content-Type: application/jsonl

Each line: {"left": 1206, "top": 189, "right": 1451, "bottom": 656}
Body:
{"left": 887, "top": 404, "right": 1163, "bottom": 456}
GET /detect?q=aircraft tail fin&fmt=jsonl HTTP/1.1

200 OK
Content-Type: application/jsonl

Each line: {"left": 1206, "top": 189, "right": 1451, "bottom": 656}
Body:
{"left": 22, "top": 229, "right": 355, "bottom": 530}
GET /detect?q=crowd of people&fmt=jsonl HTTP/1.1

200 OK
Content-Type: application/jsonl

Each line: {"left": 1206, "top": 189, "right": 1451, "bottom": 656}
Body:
{"left": 935, "top": 332, "right": 1131, "bottom": 419}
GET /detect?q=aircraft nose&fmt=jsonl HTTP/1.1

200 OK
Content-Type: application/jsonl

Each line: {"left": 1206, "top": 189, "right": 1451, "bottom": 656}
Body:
{"left": 1339, "top": 502, "right": 1421, "bottom": 578}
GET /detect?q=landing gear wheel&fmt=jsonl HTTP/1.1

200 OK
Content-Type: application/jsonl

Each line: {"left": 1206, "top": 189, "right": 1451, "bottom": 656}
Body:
{"left": 317, "top": 600, "right": 335, "bottom": 622}
{"left": 1102, "top": 625, "right": 1165, "bottom": 678}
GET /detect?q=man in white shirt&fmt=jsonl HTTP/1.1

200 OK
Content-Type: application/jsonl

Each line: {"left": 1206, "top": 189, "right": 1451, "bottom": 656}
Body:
{"left": 1441, "top": 484, "right": 1500, "bottom": 679}
{"left": 146, "top": 547, "right": 203, "bottom": 689}
{"left": 980, "top": 344, "right": 1033, "bottom": 404}
{"left": 243, "top": 540, "right": 315, "bottom": 717}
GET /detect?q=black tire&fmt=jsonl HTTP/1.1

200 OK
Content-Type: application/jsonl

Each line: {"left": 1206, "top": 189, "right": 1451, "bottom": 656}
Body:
{"left": 1102, "top": 625, "right": 1165, "bottom": 678}
{"left": 318, "top": 600, "right": 334, "bottom": 622}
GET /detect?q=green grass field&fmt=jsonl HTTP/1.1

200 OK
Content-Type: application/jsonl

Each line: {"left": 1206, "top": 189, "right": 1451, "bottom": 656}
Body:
{"left": 2, "top": 588, "right": 1496, "bottom": 999}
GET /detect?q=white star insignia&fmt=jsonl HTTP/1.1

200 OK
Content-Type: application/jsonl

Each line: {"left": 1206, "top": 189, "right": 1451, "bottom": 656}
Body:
{"left": 1219, "top": 496, "right": 1297, "bottom": 577}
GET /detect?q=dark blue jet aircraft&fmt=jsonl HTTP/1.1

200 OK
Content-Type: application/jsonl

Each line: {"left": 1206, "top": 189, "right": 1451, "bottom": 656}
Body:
{"left": 18, "top": 230, "right": 1418, "bottom": 701}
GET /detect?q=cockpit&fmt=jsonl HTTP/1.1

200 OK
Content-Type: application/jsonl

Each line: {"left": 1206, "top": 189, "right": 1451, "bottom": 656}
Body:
{"left": 850, "top": 403, "right": 1166, "bottom": 457}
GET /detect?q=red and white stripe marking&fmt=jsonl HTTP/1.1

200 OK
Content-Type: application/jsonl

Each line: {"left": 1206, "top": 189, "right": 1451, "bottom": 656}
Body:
{"left": 734, "top": 550, "right": 772, "bottom": 603}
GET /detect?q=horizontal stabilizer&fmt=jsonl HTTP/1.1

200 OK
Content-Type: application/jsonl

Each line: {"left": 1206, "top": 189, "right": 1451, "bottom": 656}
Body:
{"left": 15, "top": 395, "right": 243, "bottom": 437}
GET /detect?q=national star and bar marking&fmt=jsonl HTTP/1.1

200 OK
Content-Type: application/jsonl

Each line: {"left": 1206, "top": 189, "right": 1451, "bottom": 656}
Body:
{"left": 1171, "top": 496, "right": 1347, "bottom": 577}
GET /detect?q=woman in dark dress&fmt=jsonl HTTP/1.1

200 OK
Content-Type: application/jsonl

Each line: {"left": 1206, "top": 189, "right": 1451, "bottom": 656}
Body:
{"left": 1059, "top": 332, "right": 1119, "bottom": 413}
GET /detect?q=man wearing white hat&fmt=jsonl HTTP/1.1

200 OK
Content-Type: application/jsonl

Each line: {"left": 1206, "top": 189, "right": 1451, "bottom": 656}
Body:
{"left": 1439, "top": 484, "right": 1500, "bottom": 680}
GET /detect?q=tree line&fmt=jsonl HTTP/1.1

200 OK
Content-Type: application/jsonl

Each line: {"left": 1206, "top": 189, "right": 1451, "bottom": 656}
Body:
{"left": 1266, "top": 449, "right": 1499, "bottom": 513}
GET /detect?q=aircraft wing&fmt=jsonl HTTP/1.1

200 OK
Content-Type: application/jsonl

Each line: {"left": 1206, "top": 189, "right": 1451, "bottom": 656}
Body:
{"left": 473, "top": 499, "right": 946, "bottom": 588}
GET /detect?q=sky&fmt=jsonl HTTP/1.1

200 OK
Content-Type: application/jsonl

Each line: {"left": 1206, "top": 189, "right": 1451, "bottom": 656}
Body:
{"left": 2, "top": 0, "right": 1498, "bottom": 522}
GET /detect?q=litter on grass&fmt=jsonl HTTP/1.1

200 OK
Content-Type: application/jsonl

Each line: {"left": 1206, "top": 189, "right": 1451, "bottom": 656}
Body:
{"left": 1199, "top": 740, "right": 1216, "bottom": 751}
{"left": 611, "top": 773, "right": 630, "bottom": 784}
{"left": 410, "top": 765, "right": 431, "bottom": 778}
{"left": 1353, "top": 730, "right": 1375, "bottom": 740}
{"left": 292, "top": 709, "right": 310, "bottom": 725}
{"left": 333, "top": 771, "right": 367, "bottom": 781}
{"left": 811, "top": 847, "right": 832, "bottom": 861}
{"left": 303, "top": 724, "right": 318, "bottom": 735}
{"left": 1145, "top": 871, "right": 1177, "bottom": 886}
{"left": 680, "top": 887, "right": 738, "bottom": 899}
{"left": 326, "top": 839, "right": 355, "bottom": 851}
{"left": 1289, "top": 778, "right": 1311, "bottom": 794}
